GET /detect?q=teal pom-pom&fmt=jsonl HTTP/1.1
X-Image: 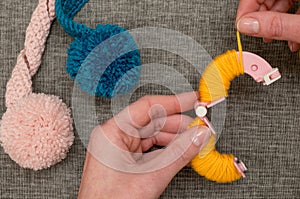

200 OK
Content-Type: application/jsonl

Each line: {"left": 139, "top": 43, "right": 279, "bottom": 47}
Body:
{"left": 66, "top": 24, "right": 141, "bottom": 97}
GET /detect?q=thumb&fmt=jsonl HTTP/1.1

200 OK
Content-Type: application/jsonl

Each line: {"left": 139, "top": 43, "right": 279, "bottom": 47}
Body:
{"left": 156, "top": 126, "right": 211, "bottom": 179}
{"left": 237, "top": 11, "right": 300, "bottom": 43}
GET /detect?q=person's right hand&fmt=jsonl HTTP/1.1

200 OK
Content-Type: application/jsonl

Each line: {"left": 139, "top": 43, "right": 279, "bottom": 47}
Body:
{"left": 236, "top": 0, "right": 300, "bottom": 52}
{"left": 78, "top": 92, "right": 211, "bottom": 199}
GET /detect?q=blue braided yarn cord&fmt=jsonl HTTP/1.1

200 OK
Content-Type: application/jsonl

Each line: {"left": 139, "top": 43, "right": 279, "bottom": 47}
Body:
{"left": 55, "top": 0, "right": 141, "bottom": 97}
{"left": 56, "top": 0, "right": 91, "bottom": 37}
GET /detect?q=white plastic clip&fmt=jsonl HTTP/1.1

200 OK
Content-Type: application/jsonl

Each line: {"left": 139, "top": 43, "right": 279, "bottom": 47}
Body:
{"left": 194, "top": 97, "right": 225, "bottom": 135}
{"left": 263, "top": 68, "right": 281, "bottom": 85}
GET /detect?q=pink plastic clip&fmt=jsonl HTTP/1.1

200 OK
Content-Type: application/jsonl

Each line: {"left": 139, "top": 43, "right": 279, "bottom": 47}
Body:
{"left": 237, "top": 52, "right": 281, "bottom": 85}
{"left": 233, "top": 157, "right": 247, "bottom": 178}
{"left": 194, "top": 97, "right": 225, "bottom": 135}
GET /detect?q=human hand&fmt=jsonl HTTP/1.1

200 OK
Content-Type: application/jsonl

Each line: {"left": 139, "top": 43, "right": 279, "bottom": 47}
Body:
{"left": 236, "top": 0, "right": 300, "bottom": 52}
{"left": 78, "top": 92, "right": 211, "bottom": 199}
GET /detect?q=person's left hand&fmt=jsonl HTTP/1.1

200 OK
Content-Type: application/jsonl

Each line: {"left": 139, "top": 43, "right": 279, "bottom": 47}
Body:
{"left": 78, "top": 92, "right": 211, "bottom": 199}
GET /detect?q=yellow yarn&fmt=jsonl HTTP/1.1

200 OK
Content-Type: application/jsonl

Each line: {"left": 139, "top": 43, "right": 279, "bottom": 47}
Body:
{"left": 199, "top": 50, "right": 244, "bottom": 102}
{"left": 191, "top": 149, "right": 241, "bottom": 183}
{"left": 189, "top": 38, "right": 246, "bottom": 182}
{"left": 236, "top": 31, "right": 244, "bottom": 69}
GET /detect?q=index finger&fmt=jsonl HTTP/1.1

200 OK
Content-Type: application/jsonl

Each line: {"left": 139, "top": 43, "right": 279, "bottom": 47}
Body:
{"left": 112, "top": 91, "right": 199, "bottom": 128}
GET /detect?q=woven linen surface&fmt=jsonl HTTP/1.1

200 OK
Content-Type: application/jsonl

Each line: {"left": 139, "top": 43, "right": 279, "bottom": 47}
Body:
{"left": 0, "top": 0, "right": 299, "bottom": 198}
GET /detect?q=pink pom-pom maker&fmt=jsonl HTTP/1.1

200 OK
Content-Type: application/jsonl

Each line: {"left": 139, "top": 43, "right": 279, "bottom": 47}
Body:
{"left": 194, "top": 51, "right": 281, "bottom": 178}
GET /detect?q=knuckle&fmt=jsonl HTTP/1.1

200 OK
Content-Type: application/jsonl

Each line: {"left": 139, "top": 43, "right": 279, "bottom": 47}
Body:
{"left": 149, "top": 104, "right": 166, "bottom": 119}
{"left": 269, "top": 15, "right": 283, "bottom": 38}
{"left": 178, "top": 150, "right": 191, "bottom": 163}
{"left": 138, "top": 95, "right": 153, "bottom": 109}
{"left": 139, "top": 95, "right": 152, "bottom": 102}
{"left": 153, "top": 118, "right": 164, "bottom": 131}
{"left": 171, "top": 142, "right": 190, "bottom": 163}
{"left": 124, "top": 126, "right": 139, "bottom": 138}
{"left": 171, "top": 96, "right": 181, "bottom": 113}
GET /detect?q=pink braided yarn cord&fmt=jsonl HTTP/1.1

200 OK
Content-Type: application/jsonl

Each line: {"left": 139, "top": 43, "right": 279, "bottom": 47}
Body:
{"left": 5, "top": 0, "right": 56, "bottom": 107}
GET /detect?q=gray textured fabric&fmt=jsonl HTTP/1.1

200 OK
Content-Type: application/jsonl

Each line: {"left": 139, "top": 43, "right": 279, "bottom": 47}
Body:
{"left": 1, "top": 0, "right": 299, "bottom": 198}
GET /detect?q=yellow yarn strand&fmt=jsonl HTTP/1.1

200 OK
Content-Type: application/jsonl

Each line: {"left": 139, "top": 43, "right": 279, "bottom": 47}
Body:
{"left": 236, "top": 31, "right": 244, "bottom": 69}
{"left": 189, "top": 50, "right": 245, "bottom": 183}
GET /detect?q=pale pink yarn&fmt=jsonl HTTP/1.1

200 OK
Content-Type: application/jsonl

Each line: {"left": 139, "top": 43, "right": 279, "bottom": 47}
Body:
{"left": 5, "top": 0, "right": 56, "bottom": 107}
{"left": 0, "top": 0, "right": 74, "bottom": 170}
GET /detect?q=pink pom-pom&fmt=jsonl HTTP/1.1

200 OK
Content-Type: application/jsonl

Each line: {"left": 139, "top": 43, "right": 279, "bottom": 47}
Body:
{"left": 0, "top": 93, "right": 74, "bottom": 170}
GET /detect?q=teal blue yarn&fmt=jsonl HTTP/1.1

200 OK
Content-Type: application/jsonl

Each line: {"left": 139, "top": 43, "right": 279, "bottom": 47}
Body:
{"left": 55, "top": 0, "right": 141, "bottom": 97}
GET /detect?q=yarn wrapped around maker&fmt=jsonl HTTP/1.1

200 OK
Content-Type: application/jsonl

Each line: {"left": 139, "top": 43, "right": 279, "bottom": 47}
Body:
{"left": 55, "top": 0, "right": 141, "bottom": 97}
{"left": 188, "top": 46, "right": 281, "bottom": 183}
{"left": 0, "top": 0, "right": 74, "bottom": 170}
{"left": 188, "top": 50, "right": 244, "bottom": 183}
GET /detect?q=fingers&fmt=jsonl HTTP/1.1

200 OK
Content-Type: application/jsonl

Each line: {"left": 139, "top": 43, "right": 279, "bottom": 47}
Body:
{"left": 261, "top": 0, "right": 295, "bottom": 43}
{"left": 141, "top": 131, "right": 177, "bottom": 151}
{"left": 236, "top": 0, "right": 262, "bottom": 21}
{"left": 288, "top": 41, "right": 300, "bottom": 53}
{"left": 88, "top": 122, "right": 211, "bottom": 175}
{"left": 237, "top": 11, "right": 300, "bottom": 43}
{"left": 140, "top": 115, "right": 194, "bottom": 151}
{"left": 236, "top": 0, "right": 300, "bottom": 50}
{"left": 140, "top": 149, "right": 163, "bottom": 162}
{"left": 236, "top": 0, "right": 294, "bottom": 21}
{"left": 113, "top": 91, "right": 199, "bottom": 128}
{"left": 288, "top": 7, "right": 300, "bottom": 52}
{"left": 269, "top": 0, "right": 295, "bottom": 13}
{"left": 139, "top": 114, "right": 193, "bottom": 138}
{"left": 152, "top": 126, "right": 211, "bottom": 179}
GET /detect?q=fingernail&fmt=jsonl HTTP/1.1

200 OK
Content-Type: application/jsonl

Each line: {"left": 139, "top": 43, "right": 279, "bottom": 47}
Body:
{"left": 237, "top": 18, "right": 259, "bottom": 34}
{"left": 263, "top": 38, "right": 268, "bottom": 43}
{"left": 192, "top": 127, "right": 211, "bottom": 147}
{"left": 263, "top": 38, "right": 273, "bottom": 43}
{"left": 288, "top": 41, "right": 295, "bottom": 52}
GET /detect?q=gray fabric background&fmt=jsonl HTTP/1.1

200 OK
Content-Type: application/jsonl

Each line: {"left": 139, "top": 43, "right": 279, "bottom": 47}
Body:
{"left": 1, "top": 0, "right": 299, "bottom": 198}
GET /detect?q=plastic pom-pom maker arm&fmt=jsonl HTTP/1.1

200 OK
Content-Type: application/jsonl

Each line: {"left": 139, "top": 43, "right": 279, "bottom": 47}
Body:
{"left": 195, "top": 50, "right": 281, "bottom": 134}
